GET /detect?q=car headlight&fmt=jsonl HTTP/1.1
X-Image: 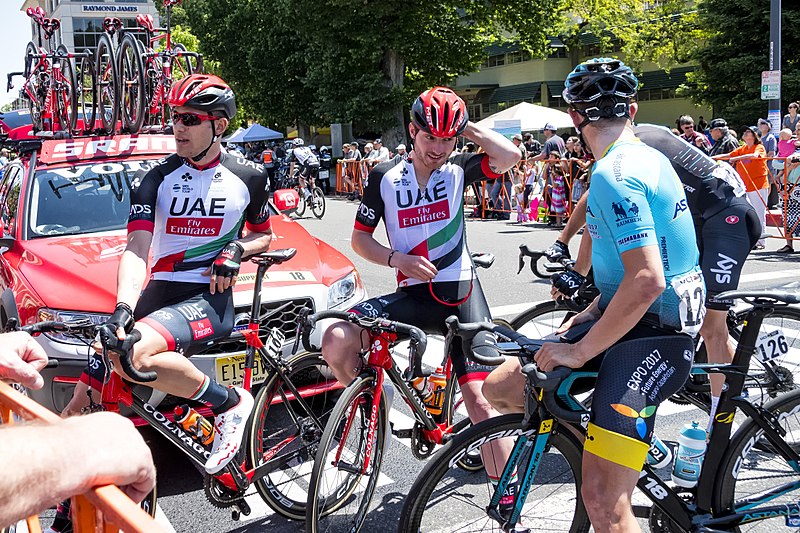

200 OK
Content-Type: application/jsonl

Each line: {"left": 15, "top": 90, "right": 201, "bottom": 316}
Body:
{"left": 327, "top": 271, "right": 364, "bottom": 309}
{"left": 37, "top": 308, "right": 109, "bottom": 345}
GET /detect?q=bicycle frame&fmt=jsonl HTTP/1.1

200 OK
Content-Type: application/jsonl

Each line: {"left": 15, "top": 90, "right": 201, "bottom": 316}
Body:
{"left": 488, "top": 302, "right": 800, "bottom": 532}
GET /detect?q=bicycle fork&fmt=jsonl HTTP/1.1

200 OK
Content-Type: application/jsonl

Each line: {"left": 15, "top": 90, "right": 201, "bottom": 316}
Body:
{"left": 334, "top": 369, "right": 384, "bottom": 476}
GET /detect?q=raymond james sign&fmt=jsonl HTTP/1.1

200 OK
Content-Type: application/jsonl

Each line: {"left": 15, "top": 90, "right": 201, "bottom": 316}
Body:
{"left": 82, "top": 5, "right": 139, "bottom": 12}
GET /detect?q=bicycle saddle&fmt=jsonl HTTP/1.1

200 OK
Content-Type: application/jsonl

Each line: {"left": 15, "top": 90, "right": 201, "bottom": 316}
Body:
{"left": 471, "top": 252, "right": 494, "bottom": 269}
{"left": 249, "top": 248, "right": 297, "bottom": 265}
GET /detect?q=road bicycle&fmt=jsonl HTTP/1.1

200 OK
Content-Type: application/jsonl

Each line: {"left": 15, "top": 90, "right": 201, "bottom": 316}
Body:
{"left": 6, "top": 249, "right": 342, "bottom": 528}
{"left": 300, "top": 254, "right": 508, "bottom": 531}
{"left": 119, "top": 0, "right": 203, "bottom": 133}
{"left": 400, "top": 288, "right": 800, "bottom": 532}
{"left": 7, "top": 7, "right": 79, "bottom": 137}
{"left": 273, "top": 165, "right": 326, "bottom": 219}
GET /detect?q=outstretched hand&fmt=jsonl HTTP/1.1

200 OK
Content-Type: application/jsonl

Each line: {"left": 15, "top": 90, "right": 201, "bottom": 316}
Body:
{"left": 0, "top": 331, "right": 48, "bottom": 389}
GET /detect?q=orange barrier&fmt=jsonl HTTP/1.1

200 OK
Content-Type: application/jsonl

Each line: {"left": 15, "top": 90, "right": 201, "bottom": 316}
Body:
{"left": 0, "top": 381, "right": 164, "bottom": 533}
{"left": 335, "top": 160, "right": 379, "bottom": 196}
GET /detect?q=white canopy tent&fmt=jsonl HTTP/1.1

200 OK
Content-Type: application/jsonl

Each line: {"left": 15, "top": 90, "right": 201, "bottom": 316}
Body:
{"left": 476, "top": 102, "right": 574, "bottom": 132}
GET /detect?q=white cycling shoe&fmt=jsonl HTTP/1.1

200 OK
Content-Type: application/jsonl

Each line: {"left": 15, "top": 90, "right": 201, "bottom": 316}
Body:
{"left": 204, "top": 387, "right": 254, "bottom": 474}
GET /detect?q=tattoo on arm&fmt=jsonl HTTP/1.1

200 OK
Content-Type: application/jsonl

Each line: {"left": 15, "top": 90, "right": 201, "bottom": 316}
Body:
{"left": 489, "top": 161, "right": 502, "bottom": 175}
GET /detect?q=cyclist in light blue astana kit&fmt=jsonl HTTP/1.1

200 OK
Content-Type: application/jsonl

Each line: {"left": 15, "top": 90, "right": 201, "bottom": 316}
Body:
{"left": 483, "top": 58, "right": 705, "bottom": 532}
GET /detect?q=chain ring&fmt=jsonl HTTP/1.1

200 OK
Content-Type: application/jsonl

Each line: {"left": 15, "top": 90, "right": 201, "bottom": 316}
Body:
{"left": 203, "top": 474, "right": 245, "bottom": 508}
{"left": 648, "top": 506, "right": 683, "bottom": 533}
{"left": 411, "top": 423, "right": 436, "bottom": 460}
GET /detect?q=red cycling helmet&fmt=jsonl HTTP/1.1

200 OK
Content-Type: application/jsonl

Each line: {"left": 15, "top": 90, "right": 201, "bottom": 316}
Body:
{"left": 168, "top": 74, "right": 236, "bottom": 119}
{"left": 411, "top": 87, "right": 469, "bottom": 138}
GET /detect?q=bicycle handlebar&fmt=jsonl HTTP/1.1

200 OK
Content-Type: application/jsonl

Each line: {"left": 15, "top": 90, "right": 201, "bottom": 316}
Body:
{"left": 296, "top": 309, "right": 428, "bottom": 374}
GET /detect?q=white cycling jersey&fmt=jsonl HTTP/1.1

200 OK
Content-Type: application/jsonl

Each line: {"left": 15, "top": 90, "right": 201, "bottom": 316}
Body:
{"left": 291, "top": 146, "right": 319, "bottom": 166}
{"left": 128, "top": 153, "right": 271, "bottom": 283}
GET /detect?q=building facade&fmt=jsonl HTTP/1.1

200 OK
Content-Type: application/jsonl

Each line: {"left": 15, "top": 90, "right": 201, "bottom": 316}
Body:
{"left": 20, "top": 0, "right": 159, "bottom": 53}
{"left": 455, "top": 42, "right": 711, "bottom": 130}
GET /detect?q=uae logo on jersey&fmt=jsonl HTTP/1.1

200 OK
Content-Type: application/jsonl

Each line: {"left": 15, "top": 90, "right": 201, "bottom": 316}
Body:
{"left": 611, "top": 197, "right": 642, "bottom": 227}
{"left": 725, "top": 215, "right": 739, "bottom": 225}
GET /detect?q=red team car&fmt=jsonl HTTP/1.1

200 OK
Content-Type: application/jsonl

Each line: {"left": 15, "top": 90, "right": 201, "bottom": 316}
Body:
{"left": 0, "top": 134, "right": 365, "bottom": 413}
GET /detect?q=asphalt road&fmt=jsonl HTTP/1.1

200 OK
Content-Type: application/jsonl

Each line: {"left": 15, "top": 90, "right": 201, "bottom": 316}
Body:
{"left": 150, "top": 196, "right": 800, "bottom": 532}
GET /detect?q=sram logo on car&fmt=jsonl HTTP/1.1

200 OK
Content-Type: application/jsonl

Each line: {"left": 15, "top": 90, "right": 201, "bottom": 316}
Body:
{"left": 40, "top": 135, "right": 177, "bottom": 163}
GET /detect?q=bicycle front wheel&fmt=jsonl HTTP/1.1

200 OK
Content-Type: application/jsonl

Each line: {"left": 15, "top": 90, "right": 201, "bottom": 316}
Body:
{"left": 55, "top": 45, "right": 78, "bottom": 135}
{"left": 310, "top": 187, "right": 326, "bottom": 219}
{"left": 510, "top": 300, "right": 577, "bottom": 339}
{"left": 400, "top": 413, "right": 589, "bottom": 532}
{"left": 295, "top": 189, "right": 307, "bottom": 217}
{"left": 248, "top": 350, "right": 342, "bottom": 520}
{"left": 118, "top": 34, "right": 146, "bottom": 134}
{"left": 714, "top": 387, "right": 800, "bottom": 532}
{"left": 306, "top": 373, "right": 387, "bottom": 533}
{"left": 95, "top": 33, "right": 118, "bottom": 134}
{"left": 76, "top": 55, "right": 97, "bottom": 133}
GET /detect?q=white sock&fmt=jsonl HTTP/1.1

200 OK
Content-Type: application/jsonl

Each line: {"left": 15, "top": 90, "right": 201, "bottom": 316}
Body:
{"left": 708, "top": 395, "right": 720, "bottom": 434}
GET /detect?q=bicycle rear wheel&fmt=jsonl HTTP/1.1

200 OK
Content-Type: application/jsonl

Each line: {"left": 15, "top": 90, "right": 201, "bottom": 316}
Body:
{"left": 75, "top": 55, "right": 97, "bottom": 133}
{"left": 118, "top": 34, "right": 145, "bottom": 134}
{"left": 399, "top": 413, "right": 589, "bottom": 532}
{"left": 23, "top": 42, "right": 45, "bottom": 132}
{"left": 714, "top": 388, "right": 800, "bottom": 532}
{"left": 95, "top": 34, "right": 118, "bottom": 134}
{"left": 306, "top": 373, "right": 387, "bottom": 532}
{"left": 310, "top": 187, "right": 326, "bottom": 219}
{"left": 510, "top": 300, "right": 577, "bottom": 339}
{"left": 55, "top": 45, "right": 78, "bottom": 135}
{"left": 248, "top": 350, "right": 342, "bottom": 520}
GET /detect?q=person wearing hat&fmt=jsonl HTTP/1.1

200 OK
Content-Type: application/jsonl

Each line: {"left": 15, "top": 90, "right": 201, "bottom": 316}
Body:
{"left": 714, "top": 125, "right": 769, "bottom": 249}
{"left": 708, "top": 118, "right": 739, "bottom": 157}
{"left": 530, "top": 122, "right": 565, "bottom": 162}
{"left": 757, "top": 118, "right": 780, "bottom": 208}
{"left": 371, "top": 138, "right": 390, "bottom": 162}
{"left": 395, "top": 143, "right": 407, "bottom": 157}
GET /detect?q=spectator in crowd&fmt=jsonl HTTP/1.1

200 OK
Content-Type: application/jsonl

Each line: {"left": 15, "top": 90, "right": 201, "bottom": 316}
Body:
{"left": 679, "top": 115, "right": 711, "bottom": 153}
{"left": 362, "top": 142, "right": 374, "bottom": 161}
{"left": 0, "top": 149, "right": 9, "bottom": 172}
{"left": 708, "top": 118, "right": 740, "bottom": 156}
{"left": 490, "top": 134, "right": 526, "bottom": 220}
{"left": 783, "top": 102, "right": 800, "bottom": 132}
{"left": 759, "top": 118, "right": 779, "bottom": 208}
{"left": 544, "top": 151, "right": 567, "bottom": 227}
{"left": 395, "top": 144, "right": 407, "bottom": 157}
{"left": 698, "top": 115, "right": 709, "bottom": 131}
{"left": 461, "top": 142, "right": 477, "bottom": 153}
{"left": 777, "top": 152, "right": 800, "bottom": 253}
{"left": 524, "top": 132, "right": 542, "bottom": 157}
{"left": 530, "top": 123, "right": 565, "bottom": 162}
{"left": 371, "top": 138, "right": 390, "bottom": 162}
{"left": 569, "top": 138, "right": 591, "bottom": 203}
{"left": 772, "top": 128, "right": 795, "bottom": 193}
{"left": 0, "top": 332, "right": 157, "bottom": 528}
{"left": 714, "top": 125, "right": 769, "bottom": 249}
{"left": 342, "top": 142, "right": 363, "bottom": 201}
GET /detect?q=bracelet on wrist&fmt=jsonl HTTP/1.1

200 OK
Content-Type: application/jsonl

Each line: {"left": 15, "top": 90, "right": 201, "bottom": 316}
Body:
{"left": 387, "top": 250, "right": 397, "bottom": 268}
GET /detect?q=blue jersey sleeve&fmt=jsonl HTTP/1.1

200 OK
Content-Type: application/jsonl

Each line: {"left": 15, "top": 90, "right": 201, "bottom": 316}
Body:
{"left": 590, "top": 168, "right": 658, "bottom": 254}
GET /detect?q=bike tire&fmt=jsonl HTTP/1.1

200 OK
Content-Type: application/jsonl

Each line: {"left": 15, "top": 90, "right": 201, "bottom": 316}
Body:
{"left": 55, "top": 45, "right": 78, "bottom": 135}
{"left": 306, "top": 373, "right": 388, "bottom": 533}
{"left": 295, "top": 190, "right": 307, "bottom": 218}
{"left": 76, "top": 55, "right": 97, "bottom": 134}
{"left": 170, "top": 43, "right": 195, "bottom": 78}
{"left": 248, "top": 350, "right": 342, "bottom": 520}
{"left": 399, "top": 413, "right": 589, "bottom": 532}
{"left": 23, "top": 42, "right": 44, "bottom": 132}
{"left": 95, "top": 33, "right": 119, "bottom": 134}
{"left": 118, "top": 34, "right": 146, "bottom": 134}
{"left": 310, "top": 187, "right": 326, "bottom": 219}
{"left": 509, "top": 299, "right": 577, "bottom": 339}
{"left": 713, "top": 387, "right": 800, "bottom": 532}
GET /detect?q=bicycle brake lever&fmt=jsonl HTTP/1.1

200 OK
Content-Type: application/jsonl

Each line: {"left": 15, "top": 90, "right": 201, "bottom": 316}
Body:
{"left": 517, "top": 252, "right": 525, "bottom": 275}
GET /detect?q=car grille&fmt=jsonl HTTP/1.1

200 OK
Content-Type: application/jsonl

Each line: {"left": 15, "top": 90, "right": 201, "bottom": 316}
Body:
{"left": 195, "top": 297, "right": 315, "bottom": 356}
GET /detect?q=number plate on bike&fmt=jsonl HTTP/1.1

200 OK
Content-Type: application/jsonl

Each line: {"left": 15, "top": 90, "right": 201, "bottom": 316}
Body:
{"left": 755, "top": 327, "right": 789, "bottom": 362}
{"left": 215, "top": 328, "right": 286, "bottom": 387}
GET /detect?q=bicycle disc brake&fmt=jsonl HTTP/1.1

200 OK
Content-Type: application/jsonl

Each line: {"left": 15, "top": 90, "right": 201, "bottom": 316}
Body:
{"left": 411, "top": 423, "right": 436, "bottom": 459}
{"left": 203, "top": 474, "right": 245, "bottom": 508}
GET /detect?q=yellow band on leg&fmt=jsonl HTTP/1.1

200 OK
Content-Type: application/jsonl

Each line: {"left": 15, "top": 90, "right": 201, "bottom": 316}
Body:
{"left": 584, "top": 422, "right": 649, "bottom": 472}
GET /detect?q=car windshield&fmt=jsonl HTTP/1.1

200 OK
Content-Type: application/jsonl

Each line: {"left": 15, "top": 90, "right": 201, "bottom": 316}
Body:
{"left": 28, "top": 158, "right": 161, "bottom": 237}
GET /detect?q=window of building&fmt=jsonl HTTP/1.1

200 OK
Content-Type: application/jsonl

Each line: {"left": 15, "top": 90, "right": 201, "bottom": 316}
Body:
{"left": 73, "top": 17, "right": 140, "bottom": 53}
{"left": 469, "top": 104, "right": 482, "bottom": 121}
{"left": 507, "top": 50, "right": 531, "bottom": 64}
{"left": 481, "top": 54, "right": 506, "bottom": 68}
{"left": 547, "top": 94, "right": 567, "bottom": 109}
{"left": 548, "top": 47, "right": 567, "bottom": 59}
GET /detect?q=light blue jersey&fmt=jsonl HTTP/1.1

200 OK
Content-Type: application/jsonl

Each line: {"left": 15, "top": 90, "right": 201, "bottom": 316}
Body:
{"left": 586, "top": 139, "right": 704, "bottom": 333}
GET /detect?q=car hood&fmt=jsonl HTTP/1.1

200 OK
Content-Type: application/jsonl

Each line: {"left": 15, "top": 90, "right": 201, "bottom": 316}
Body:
{"left": 15, "top": 215, "right": 355, "bottom": 314}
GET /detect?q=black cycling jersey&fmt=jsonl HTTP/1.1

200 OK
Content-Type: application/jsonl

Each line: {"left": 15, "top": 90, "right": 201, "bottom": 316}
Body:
{"left": 634, "top": 124, "right": 748, "bottom": 221}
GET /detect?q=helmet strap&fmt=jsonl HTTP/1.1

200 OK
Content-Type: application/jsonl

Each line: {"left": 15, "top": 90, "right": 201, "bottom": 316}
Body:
{"left": 191, "top": 119, "right": 220, "bottom": 162}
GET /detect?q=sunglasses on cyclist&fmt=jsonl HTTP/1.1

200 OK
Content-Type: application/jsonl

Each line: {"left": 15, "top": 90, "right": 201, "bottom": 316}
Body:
{"left": 171, "top": 111, "right": 218, "bottom": 127}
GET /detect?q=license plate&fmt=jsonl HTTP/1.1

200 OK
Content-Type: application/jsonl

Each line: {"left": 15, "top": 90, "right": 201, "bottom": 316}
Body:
{"left": 215, "top": 328, "right": 286, "bottom": 387}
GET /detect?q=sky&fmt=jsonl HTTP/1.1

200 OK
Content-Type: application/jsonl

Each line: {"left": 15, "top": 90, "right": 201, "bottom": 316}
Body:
{"left": 0, "top": 3, "right": 37, "bottom": 107}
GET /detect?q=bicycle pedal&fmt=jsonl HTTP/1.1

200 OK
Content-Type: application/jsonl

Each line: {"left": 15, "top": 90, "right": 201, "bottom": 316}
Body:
{"left": 392, "top": 428, "right": 413, "bottom": 439}
{"left": 335, "top": 461, "right": 364, "bottom": 475}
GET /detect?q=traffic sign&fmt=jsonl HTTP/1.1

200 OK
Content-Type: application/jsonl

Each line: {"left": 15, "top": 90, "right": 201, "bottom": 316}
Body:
{"left": 761, "top": 70, "right": 781, "bottom": 100}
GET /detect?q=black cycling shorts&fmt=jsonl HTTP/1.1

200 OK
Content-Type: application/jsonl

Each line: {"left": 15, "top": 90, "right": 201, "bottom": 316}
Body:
{"left": 299, "top": 163, "right": 320, "bottom": 180}
{"left": 563, "top": 322, "right": 694, "bottom": 471}
{"left": 348, "top": 278, "right": 497, "bottom": 385}
{"left": 698, "top": 202, "right": 760, "bottom": 310}
{"left": 82, "top": 281, "right": 234, "bottom": 390}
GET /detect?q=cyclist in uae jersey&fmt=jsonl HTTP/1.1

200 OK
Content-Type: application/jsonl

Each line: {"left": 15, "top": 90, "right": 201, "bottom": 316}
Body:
{"left": 322, "top": 86, "right": 522, "bottom": 517}
{"left": 483, "top": 58, "right": 702, "bottom": 532}
{"left": 62, "top": 75, "right": 272, "bottom": 477}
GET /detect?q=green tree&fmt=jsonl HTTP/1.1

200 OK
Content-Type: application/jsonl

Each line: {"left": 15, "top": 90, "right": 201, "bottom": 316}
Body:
{"left": 685, "top": 0, "right": 800, "bottom": 132}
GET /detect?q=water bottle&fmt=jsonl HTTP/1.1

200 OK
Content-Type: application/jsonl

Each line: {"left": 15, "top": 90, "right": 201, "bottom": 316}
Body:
{"left": 646, "top": 434, "right": 673, "bottom": 469}
{"left": 411, "top": 366, "right": 447, "bottom": 416}
{"left": 174, "top": 404, "right": 215, "bottom": 446}
{"left": 671, "top": 421, "right": 707, "bottom": 488}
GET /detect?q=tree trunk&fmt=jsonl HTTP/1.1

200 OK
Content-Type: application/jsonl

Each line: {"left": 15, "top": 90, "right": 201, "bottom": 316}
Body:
{"left": 382, "top": 49, "right": 406, "bottom": 152}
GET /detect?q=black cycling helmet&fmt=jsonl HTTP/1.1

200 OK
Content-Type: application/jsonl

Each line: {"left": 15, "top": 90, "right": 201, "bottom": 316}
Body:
{"left": 562, "top": 58, "right": 638, "bottom": 105}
